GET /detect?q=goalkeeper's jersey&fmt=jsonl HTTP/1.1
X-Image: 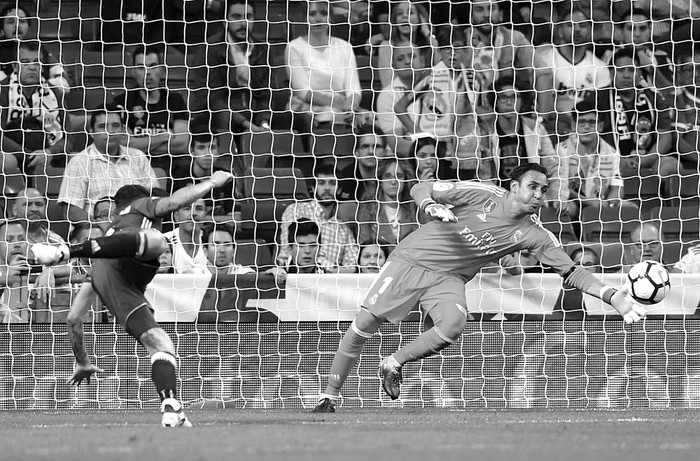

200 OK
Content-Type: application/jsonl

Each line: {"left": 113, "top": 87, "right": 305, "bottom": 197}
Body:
{"left": 389, "top": 181, "right": 574, "bottom": 281}
{"left": 108, "top": 197, "right": 163, "bottom": 234}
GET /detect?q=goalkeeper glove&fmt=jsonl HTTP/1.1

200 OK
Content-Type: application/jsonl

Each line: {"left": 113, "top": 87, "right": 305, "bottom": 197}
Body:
{"left": 424, "top": 202, "right": 457, "bottom": 223}
{"left": 623, "top": 303, "right": 647, "bottom": 324}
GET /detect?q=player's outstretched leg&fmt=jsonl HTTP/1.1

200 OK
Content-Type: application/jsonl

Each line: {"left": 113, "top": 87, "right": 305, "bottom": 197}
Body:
{"left": 139, "top": 328, "right": 192, "bottom": 427}
{"left": 31, "top": 228, "right": 167, "bottom": 266}
{"left": 380, "top": 303, "right": 468, "bottom": 400}
{"left": 312, "top": 308, "right": 383, "bottom": 413}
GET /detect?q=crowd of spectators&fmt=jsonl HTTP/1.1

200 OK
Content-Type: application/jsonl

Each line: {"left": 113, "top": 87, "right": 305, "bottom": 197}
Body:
{"left": 2, "top": 0, "right": 700, "bottom": 321}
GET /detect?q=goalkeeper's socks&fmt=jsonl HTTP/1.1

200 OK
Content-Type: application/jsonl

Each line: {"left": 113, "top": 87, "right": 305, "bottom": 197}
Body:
{"left": 151, "top": 351, "right": 178, "bottom": 402}
{"left": 69, "top": 233, "right": 141, "bottom": 259}
{"left": 393, "top": 328, "right": 452, "bottom": 365}
{"left": 324, "top": 321, "right": 374, "bottom": 396}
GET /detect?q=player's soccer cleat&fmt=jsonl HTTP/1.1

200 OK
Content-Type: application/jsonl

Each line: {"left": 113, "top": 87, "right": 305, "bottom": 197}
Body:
{"left": 30, "top": 243, "right": 69, "bottom": 266}
{"left": 161, "top": 398, "right": 192, "bottom": 428}
{"left": 379, "top": 357, "right": 403, "bottom": 400}
{"left": 311, "top": 397, "right": 336, "bottom": 413}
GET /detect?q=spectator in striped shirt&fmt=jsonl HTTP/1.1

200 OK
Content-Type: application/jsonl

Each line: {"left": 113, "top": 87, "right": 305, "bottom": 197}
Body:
{"left": 276, "top": 164, "right": 359, "bottom": 273}
{"left": 58, "top": 105, "right": 160, "bottom": 224}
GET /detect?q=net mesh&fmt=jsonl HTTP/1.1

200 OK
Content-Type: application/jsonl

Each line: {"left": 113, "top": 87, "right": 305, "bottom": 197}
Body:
{"left": 0, "top": 0, "right": 699, "bottom": 409}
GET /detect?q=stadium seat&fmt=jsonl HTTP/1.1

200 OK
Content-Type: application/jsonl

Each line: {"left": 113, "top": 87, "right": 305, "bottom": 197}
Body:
{"left": 538, "top": 206, "right": 577, "bottom": 243}
{"left": 666, "top": 174, "right": 700, "bottom": 200}
{"left": 238, "top": 198, "right": 295, "bottom": 244}
{"left": 46, "top": 198, "right": 70, "bottom": 241}
{"left": 247, "top": 167, "right": 311, "bottom": 200}
{"left": 650, "top": 203, "right": 700, "bottom": 243}
{"left": 33, "top": 165, "right": 65, "bottom": 198}
{"left": 580, "top": 204, "right": 641, "bottom": 242}
{"left": 233, "top": 239, "right": 275, "bottom": 269}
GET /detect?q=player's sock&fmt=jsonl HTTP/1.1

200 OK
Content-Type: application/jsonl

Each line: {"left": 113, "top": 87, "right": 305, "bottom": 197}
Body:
{"left": 392, "top": 328, "right": 453, "bottom": 365}
{"left": 69, "top": 233, "right": 141, "bottom": 259}
{"left": 151, "top": 351, "right": 178, "bottom": 401}
{"left": 324, "top": 320, "right": 376, "bottom": 397}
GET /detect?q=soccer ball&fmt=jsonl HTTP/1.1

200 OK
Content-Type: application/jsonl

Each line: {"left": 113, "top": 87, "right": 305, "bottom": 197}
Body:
{"left": 626, "top": 260, "right": 671, "bottom": 305}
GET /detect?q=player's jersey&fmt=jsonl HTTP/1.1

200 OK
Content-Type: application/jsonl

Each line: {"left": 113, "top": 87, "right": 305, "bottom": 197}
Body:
{"left": 389, "top": 181, "right": 574, "bottom": 281}
{"left": 105, "top": 196, "right": 163, "bottom": 282}
{"left": 108, "top": 197, "right": 162, "bottom": 234}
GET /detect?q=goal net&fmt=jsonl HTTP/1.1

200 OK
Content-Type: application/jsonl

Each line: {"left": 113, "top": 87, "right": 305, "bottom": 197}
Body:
{"left": 1, "top": 0, "right": 700, "bottom": 410}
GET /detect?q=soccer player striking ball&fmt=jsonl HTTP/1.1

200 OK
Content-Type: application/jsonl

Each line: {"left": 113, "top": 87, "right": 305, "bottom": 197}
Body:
{"left": 31, "top": 171, "right": 233, "bottom": 427}
{"left": 313, "top": 164, "right": 646, "bottom": 413}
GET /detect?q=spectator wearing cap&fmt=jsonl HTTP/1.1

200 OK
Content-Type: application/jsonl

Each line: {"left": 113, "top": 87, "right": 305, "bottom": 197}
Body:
{"left": 58, "top": 105, "right": 160, "bottom": 224}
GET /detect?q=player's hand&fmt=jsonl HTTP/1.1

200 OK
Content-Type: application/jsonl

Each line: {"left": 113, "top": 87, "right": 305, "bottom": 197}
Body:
{"left": 424, "top": 203, "right": 457, "bottom": 223}
{"left": 68, "top": 362, "right": 103, "bottom": 386}
{"left": 610, "top": 286, "right": 647, "bottom": 324}
{"left": 209, "top": 171, "right": 234, "bottom": 188}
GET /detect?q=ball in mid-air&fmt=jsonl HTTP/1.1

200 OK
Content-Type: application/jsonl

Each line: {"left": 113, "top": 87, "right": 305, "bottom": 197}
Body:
{"left": 627, "top": 260, "right": 671, "bottom": 305}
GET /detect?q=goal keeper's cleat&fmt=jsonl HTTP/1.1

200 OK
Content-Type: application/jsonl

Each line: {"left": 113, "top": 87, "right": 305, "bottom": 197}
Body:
{"left": 379, "top": 357, "right": 403, "bottom": 400}
{"left": 311, "top": 397, "right": 336, "bottom": 413}
{"left": 161, "top": 398, "right": 192, "bottom": 428}
{"left": 30, "top": 243, "right": 69, "bottom": 266}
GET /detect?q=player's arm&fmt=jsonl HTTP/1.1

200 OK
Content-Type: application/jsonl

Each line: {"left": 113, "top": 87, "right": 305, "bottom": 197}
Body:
{"left": 409, "top": 182, "right": 457, "bottom": 223}
{"left": 66, "top": 282, "right": 104, "bottom": 385}
{"left": 535, "top": 238, "right": 646, "bottom": 323}
{"left": 154, "top": 171, "right": 234, "bottom": 217}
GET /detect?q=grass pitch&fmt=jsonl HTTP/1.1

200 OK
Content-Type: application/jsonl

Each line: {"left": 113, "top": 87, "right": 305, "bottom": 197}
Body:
{"left": 0, "top": 408, "right": 698, "bottom": 461}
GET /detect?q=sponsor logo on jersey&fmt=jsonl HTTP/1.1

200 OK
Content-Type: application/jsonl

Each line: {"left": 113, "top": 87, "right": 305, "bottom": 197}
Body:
{"left": 459, "top": 226, "right": 498, "bottom": 255}
{"left": 120, "top": 206, "right": 132, "bottom": 215}
{"left": 510, "top": 230, "right": 523, "bottom": 243}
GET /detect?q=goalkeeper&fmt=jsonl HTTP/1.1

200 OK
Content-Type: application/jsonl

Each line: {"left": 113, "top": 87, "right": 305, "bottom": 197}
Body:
{"left": 31, "top": 171, "right": 233, "bottom": 427}
{"left": 313, "top": 163, "right": 645, "bottom": 412}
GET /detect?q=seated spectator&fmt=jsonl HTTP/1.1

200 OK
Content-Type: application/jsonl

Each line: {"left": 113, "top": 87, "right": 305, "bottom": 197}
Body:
{"left": 10, "top": 187, "right": 72, "bottom": 285}
{"left": 373, "top": 0, "right": 433, "bottom": 90}
{"left": 286, "top": 0, "right": 362, "bottom": 136}
{"left": 336, "top": 125, "right": 390, "bottom": 202}
{"left": 68, "top": 222, "right": 105, "bottom": 284}
{"left": 480, "top": 76, "right": 559, "bottom": 193}
{"left": 284, "top": 219, "right": 323, "bottom": 274}
{"left": 170, "top": 132, "right": 237, "bottom": 215}
{"left": 0, "top": 4, "right": 71, "bottom": 93}
{"left": 0, "top": 218, "right": 56, "bottom": 322}
{"left": 157, "top": 239, "right": 173, "bottom": 274}
{"left": 58, "top": 104, "right": 160, "bottom": 224}
{"left": 0, "top": 40, "right": 72, "bottom": 177}
{"left": 277, "top": 164, "right": 359, "bottom": 273}
{"left": 190, "top": 0, "right": 272, "bottom": 137}
{"left": 596, "top": 47, "right": 676, "bottom": 181}
{"left": 672, "top": 47, "right": 700, "bottom": 172}
{"left": 203, "top": 224, "right": 286, "bottom": 282}
{"left": 356, "top": 158, "right": 418, "bottom": 253}
{"left": 112, "top": 44, "right": 190, "bottom": 171}
{"left": 0, "top": 218, "right": 30, "bottom": 322}
{"left": 163, "top": 199, "right": 209, "bottom": 274}
{"left": 534, "top": 6, "right": 611, "bottom": 137}
{"left": 92, "top": 196, "right": 115, "bottom": 233}
{"left": 357, "top": 241, "right": 388, "bottom": 274}
{"left": 555, "top": 99, "right": 629, "bottom": 219}
{"left": 462, "top": 0, "right": 535, "bottom": 114}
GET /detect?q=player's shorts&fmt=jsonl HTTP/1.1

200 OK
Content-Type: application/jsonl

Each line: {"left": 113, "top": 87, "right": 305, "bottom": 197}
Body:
{"left": 362, "top": 260, "right": 467, "bottom": 324}
{"left": 90, "top": 259, "right": 159, "bottom": 339}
